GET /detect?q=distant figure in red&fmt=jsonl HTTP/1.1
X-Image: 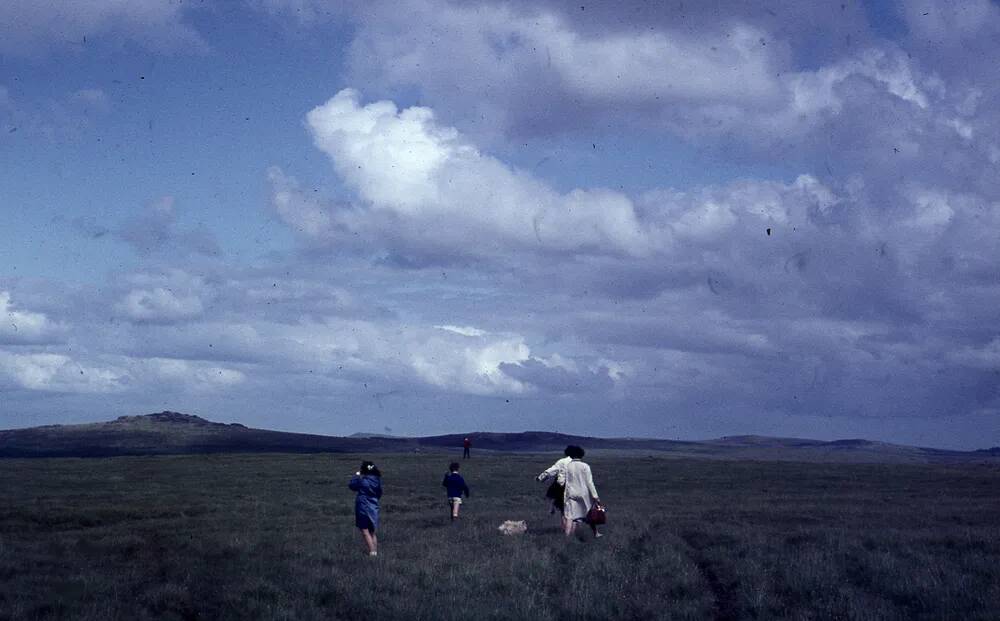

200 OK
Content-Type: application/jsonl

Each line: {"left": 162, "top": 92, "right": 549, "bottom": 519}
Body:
{"left": 463, "top": 436, "right": 471, "bottom": 459}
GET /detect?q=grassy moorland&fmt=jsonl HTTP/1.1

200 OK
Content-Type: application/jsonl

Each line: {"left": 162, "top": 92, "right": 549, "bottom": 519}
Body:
{"left": 0, "top": 452, "right": 998, "bottom": 620}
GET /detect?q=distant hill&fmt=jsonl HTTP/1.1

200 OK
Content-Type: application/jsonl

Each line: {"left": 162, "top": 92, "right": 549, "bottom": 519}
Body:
{"left": 0, "top": 411, "right": 995, "bottom": 463}
{"left": 0, "top": 412, "right": 410, "bottom": 458}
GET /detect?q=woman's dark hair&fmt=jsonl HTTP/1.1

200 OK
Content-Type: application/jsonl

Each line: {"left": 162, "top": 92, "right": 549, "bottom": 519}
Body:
{"left": 566, "top": 445, "right": 586, "bottom": 459}
{"left": 449, "top": 462, "right": 460, "bottom": 472}
{"left": 563, "top": 445, "right": 574, "bottom": 457}
{"left": 360, "top": 460, "right": 381, "bottom": 477}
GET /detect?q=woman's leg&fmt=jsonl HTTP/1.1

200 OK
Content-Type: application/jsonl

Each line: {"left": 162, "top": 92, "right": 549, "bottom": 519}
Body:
{"left": 562, "top": 515, "right": 575, "bottom": 536}
{"left": 452, "top": 500, "right": 460, "bottom": 519}
{"left": 360, "top": 528, "right": 377, "bottom": 555}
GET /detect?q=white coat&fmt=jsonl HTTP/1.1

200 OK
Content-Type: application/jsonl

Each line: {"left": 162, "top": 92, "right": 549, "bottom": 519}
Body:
{"left": 562, "top": 459, "right": 599, "bottom": 521}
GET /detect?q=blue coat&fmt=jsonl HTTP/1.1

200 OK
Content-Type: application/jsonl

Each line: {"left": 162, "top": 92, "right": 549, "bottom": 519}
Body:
{"left": 442, "top": 472, "right": 470, "bottom": 498}
{"left": 349, "top": 474, "right": 382, "bottom": 530}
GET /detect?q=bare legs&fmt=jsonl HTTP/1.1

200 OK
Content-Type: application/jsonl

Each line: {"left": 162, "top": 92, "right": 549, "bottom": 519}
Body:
{"left": 450, "top": 500, "right": 461, "bottom": 521}
{"left": 360, "top": 528, "right": 378, "bottom": 556}
{"left": 562, "top": 515, "right": 575, "bottom": 536}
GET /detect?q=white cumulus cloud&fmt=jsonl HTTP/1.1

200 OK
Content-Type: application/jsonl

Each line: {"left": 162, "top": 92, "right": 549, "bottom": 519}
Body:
{"left": 411, "top": 335, "right": 533, "bottom": 396}
{"left": 435, "top": 325, "right": 487, "bottom": 337}
{"left": 302, "top": 88, "right": 654, "bottom": 259}
{"left": 0, "top": 352, "right": 126, "bottom": 393}
{"left": 142, "top": 358, "right": 246, "bottom": 390}
{"left": 409, "top": 329, "right": 621, "bottom": 397}
{"left": 0, "top": 291, "right": 65, "bottom": 344}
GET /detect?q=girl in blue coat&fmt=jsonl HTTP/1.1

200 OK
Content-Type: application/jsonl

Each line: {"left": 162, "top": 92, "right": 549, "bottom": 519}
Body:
{"left": 349, "top": 461, "right": 383, "bottom": 556}
{"left": 442, "top": 462, "right": 470, "bottom": 521}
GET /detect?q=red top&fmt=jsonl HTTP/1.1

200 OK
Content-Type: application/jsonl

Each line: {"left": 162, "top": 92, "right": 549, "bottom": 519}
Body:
{"left": 463, "top": 437, "right": 471, "bottom": 448}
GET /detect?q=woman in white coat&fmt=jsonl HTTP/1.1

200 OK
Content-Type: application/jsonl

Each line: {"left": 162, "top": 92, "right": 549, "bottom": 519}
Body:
{"left": 561, "top": 445, "right": 601, "bottom": 538}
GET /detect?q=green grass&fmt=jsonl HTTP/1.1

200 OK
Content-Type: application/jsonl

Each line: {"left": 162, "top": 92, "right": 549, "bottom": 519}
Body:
{"left": 1, "top": 453, "right": 998, "bottom": 620}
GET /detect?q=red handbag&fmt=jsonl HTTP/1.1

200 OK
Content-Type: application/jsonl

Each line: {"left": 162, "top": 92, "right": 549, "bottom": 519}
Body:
{"left": 586, "top": 501, "right": 607, "bottom": 525}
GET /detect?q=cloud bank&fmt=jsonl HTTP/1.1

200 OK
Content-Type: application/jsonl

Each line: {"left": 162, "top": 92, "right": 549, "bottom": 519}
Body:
{"left": 3, "top": 0, "right": 999, "bottom": 449}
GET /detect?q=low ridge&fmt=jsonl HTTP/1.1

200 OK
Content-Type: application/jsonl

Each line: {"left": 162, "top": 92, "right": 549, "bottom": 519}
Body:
{"left": 0, "top": 412, "right": 995, "bottom": 463}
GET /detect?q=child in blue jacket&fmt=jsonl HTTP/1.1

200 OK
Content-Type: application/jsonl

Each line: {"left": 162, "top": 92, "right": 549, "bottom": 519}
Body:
{"left": 349, "top": 461, "right": 383, "bottom": 556}
{"left": 442, "top": 462, "right": 470, "bottom": 521}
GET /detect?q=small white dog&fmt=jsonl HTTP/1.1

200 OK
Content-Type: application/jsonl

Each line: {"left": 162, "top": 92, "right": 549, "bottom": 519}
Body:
{"left": 498, "top": 520, "right": 528, "bottom": 535}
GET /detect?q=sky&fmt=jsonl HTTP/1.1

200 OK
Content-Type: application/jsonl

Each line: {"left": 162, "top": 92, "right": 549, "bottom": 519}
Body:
{"left": 1, "top": 1, "right": 999, "bottom": 449}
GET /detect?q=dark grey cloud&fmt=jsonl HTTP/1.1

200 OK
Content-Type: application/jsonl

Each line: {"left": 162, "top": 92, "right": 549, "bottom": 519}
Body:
{"left": 340, "top": 0, "right": 906, "bottom": 148}
{"left": 1, "top": 86, "right": 110, "bottom": 142}
{"left": 504, "top": 0, "right": 878, "bottom": 58}
{"left": 0, "top": 0, "right": 207, "bottom": 57}
{"left": 116, "top": 197, "right": 221, "bottom": 258}
{"left": 71, "top": 216, "right": 111, "bottom": 240}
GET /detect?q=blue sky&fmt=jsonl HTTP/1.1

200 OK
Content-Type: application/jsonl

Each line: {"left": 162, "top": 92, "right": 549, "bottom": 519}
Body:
{"left": 2, "top": 1, "right": 999, "bottom": 449}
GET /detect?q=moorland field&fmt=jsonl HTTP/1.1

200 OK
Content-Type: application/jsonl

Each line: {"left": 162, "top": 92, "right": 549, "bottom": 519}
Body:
{"left": 1, "top": 452, "right": 998, "bottom": 620}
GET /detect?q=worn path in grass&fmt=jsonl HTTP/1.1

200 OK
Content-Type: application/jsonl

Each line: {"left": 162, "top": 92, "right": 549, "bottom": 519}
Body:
{"left": 1, "top": 452, "right": 998, "bottom": 620}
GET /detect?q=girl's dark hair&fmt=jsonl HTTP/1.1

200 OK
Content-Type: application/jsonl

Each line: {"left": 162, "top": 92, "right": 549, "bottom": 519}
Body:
{"left": 566, "top": 445, "right": 586, "bottom": 459}
{"left": 360, "top": 461, "right": 382, "bottom": 477}
{"left": 449, "top": 462, "right": 460, "bottom": 472}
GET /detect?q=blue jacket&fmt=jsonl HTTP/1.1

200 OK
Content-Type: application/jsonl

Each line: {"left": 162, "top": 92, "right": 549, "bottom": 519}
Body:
{"left": 349, "top": 474, "right": 383, "bottom": 527}
{"left": 442, "top": 472, "right": 470, "bottom": 498}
